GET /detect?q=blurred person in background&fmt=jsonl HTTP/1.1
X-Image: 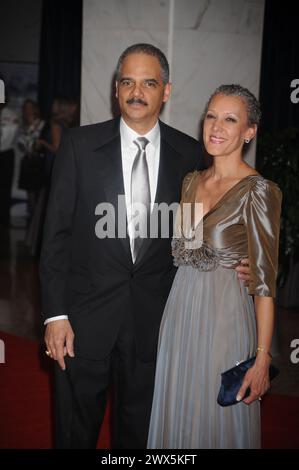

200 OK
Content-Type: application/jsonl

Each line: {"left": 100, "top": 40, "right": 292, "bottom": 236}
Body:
{"left": 0, "top": 94, "right": 19, "bottom": 226}
{"left": 36, "top": 97, "right": 75, "bottom": 180}
{"left": 18, "top": 99, "right": 45, "bottom": 218}
{"left": 26, "top": 97, "right": 75, "bottom": 256}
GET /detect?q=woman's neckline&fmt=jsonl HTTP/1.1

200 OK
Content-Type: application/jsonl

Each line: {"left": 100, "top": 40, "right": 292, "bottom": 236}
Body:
{"left": 196, "top": 173, "right": 261, "bottom": 219}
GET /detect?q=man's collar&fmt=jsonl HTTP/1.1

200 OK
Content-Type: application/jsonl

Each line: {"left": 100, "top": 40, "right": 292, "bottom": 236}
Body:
{"left": 120, "top": 117, "right": 160, "bottom": 148}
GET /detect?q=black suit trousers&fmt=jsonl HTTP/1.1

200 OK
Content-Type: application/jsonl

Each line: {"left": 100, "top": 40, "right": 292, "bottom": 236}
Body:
{"left": 55, "top": 310, "right": 156, "bottom": 449}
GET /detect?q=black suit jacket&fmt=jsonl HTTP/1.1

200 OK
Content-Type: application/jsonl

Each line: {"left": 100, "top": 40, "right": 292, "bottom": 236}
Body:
{"left": 40, "top": 117, "right": 203, "bottom": 361}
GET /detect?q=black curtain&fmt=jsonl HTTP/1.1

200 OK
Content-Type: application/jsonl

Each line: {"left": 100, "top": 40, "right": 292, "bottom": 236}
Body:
{"left": 38, "top": 0, "right": 82, "bottom": 119}
{"left": 258, "top": 1, "right": 299, "bottom": 307}
{"left": 259, "top": 0, "right": 299, "bottom": 135}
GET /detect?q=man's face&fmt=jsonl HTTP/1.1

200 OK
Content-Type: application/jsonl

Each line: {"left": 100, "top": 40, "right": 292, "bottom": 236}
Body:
{"left": 116, "top": 52, "right": 171, "bottom": 132}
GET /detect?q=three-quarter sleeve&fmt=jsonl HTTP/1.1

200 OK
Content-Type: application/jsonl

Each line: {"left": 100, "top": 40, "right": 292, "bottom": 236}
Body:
{"left": 243, "top": 178, "right": 282, "bottom": 297}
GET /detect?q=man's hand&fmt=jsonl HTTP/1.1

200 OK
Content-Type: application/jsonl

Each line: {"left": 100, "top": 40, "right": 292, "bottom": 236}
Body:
{"left": 235, "top": 258, "right": 251, "bottom": 286}
{"left": 44, "top": 319, "right": 75, "bottom": 370}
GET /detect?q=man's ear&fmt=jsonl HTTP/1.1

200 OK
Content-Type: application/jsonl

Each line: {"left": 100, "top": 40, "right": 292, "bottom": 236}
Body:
{"left": 115, "top": 81, "right": 119, "bottom": 99}
{"left": 163, "top": 82, "right": 172, "bottom": 103}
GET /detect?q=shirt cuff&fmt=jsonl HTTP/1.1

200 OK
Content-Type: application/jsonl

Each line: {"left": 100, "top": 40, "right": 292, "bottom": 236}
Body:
{"left": 44, "top": 315, "right": 69, "bottom": 325}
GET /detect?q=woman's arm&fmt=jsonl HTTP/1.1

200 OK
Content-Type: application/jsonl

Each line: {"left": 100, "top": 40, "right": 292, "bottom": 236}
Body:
{"left": 237, "top": 179, "right": 282, "bottom": 405}
{"left": 37, "top": 122, "right": 62, "bottom": 153}
{"left": 236, "top": 296, "right": 274, "bottom": 404}
{"left": 255, "top": 296, "right": 275, "bottom": 360}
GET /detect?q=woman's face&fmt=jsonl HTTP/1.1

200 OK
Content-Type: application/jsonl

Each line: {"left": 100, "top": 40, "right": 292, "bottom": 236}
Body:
{"left": 203, "top": 93, "right": 256, "bottom": 159}
{"left": 23, "top": 102, "right": 36, "bottom": 123}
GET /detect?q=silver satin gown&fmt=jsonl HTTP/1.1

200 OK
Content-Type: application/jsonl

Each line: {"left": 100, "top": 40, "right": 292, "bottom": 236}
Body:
{"left": 147, "top": 172, "right": 282, "bottom": 449}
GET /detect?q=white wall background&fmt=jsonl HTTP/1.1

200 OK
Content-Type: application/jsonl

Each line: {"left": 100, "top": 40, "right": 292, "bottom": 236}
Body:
{"left": 81, "top": 0, "right": 265, "bottom": 165}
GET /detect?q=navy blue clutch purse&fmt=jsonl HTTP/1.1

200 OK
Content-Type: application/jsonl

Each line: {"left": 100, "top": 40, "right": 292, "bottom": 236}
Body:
{"left": 217, "top": 356, "right": 279, "bottom": 407}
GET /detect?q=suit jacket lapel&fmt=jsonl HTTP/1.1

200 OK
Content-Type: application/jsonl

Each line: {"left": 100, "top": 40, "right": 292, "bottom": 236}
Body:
{"left": 154, "top": 139, "right": 183, "bottom": 206}
{"left": 93, "top": 120, "right": 132, "bottom": 262}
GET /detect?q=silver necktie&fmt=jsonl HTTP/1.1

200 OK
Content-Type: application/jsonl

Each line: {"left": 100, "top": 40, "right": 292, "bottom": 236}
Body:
{"left": 130, "top": 137, "right": 150, "bottom": 262}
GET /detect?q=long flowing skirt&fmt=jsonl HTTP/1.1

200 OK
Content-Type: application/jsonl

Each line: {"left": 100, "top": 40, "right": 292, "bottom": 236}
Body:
{"left": 147, "top": 265, "right": 260, "bottom": 449}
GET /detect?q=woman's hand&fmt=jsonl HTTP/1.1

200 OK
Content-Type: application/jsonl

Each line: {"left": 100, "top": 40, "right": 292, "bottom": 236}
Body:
{"left": 36, "top": 138, "right": 47, "bottom": 149}
{"left": 236, "top": 354, "right": 271, "bottom": 404}
{"left": 235, "top": 258, "right": 251, "bottom": 286}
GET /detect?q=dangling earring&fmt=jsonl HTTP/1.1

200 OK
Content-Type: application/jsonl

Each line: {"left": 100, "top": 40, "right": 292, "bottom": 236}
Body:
{"left": 244, "top": 138, "right": 250, "bottom": 144}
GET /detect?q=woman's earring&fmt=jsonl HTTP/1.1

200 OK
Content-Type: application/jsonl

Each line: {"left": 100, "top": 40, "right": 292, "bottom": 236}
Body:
{"left": 244, "top": 138, "right": 250, "bottom": 144}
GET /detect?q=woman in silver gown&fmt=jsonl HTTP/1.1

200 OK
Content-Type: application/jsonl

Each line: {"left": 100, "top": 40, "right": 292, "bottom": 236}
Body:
{"left": 147, "top": 85, "right": 282, "bottom": 449}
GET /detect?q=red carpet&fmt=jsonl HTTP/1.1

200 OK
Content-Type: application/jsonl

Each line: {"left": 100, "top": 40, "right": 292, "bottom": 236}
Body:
{"left": 0, "top": 331, "right": 110, "bottom": 449}
{"left": 0, "top": 331, "right": 298, "bottom": 449}
{"left": 261, "top": 393, "right": 299, "bottom": 448}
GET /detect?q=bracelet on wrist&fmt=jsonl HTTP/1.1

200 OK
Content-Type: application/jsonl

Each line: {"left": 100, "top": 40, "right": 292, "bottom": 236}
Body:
{"left": 256, "top": 347, "right": 273, "bottom": 359}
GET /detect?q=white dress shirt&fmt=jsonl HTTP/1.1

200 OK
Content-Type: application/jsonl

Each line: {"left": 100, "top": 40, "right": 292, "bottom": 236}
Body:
{"left": 45, "top": 118, "right": 161, "bottom": 325}
{"left": 120, "top": 117, "right": 160, "bottom": 257}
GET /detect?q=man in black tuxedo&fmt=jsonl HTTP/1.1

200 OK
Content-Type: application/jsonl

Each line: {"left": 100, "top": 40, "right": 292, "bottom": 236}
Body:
{"left": 40, "top": 43, "right": 249, "bottom": 449}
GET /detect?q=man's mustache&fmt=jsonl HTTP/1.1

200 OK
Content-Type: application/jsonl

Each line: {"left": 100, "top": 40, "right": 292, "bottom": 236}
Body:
{"left": 126, "top": 98, "right": 148, "bottom": 106}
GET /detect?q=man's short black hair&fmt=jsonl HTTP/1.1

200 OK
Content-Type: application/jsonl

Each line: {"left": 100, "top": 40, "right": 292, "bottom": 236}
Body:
{"left": 116, "top": 43, "right": 170, "bottom": 84}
